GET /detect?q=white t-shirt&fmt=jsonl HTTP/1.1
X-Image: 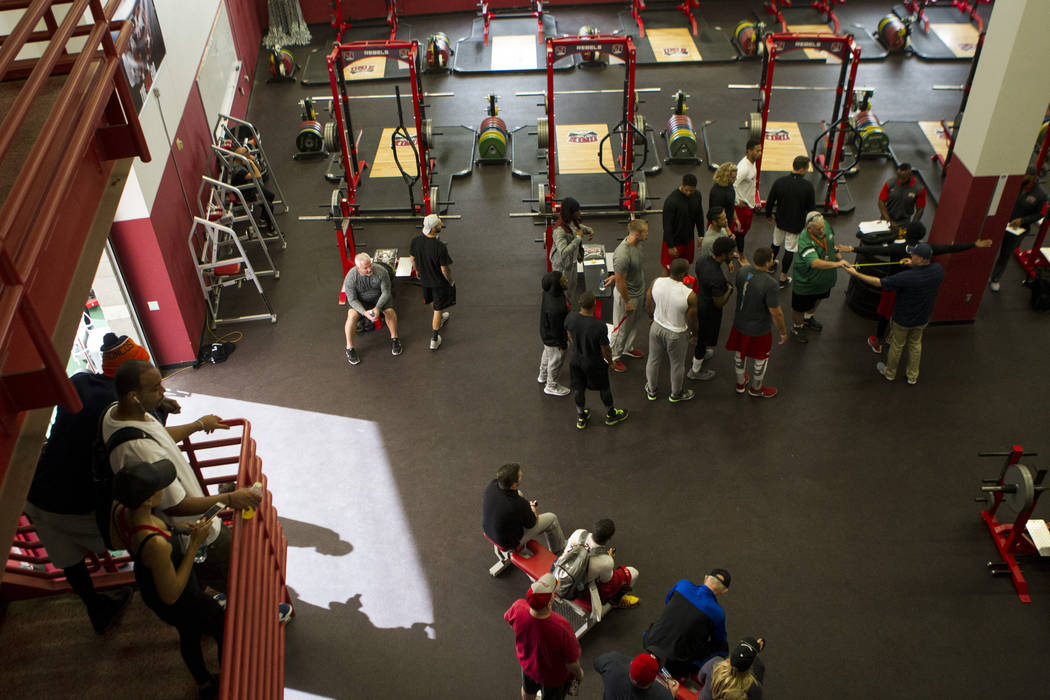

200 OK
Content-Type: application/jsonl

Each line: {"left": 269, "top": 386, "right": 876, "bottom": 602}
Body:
{"left": 735, "top": 156, "right": 758, "bottom": 207}
{"left": 652, "top": 276, "right": 692, "bottom": 334}
{"left": 564, "top": 528, "right": 615, "bottom": 584}
{"left": 102, "top": 407, "right": 220, "bottom": 544}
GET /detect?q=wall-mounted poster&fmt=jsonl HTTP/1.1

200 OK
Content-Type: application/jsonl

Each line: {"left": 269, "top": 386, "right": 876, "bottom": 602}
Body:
{"left": 114, "top": 0, "right": 166, "bottom": 113}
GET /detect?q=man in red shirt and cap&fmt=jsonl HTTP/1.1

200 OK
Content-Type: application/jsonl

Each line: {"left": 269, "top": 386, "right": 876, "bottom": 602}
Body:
{"left": 505, "top": 573, "right": 584, "bottom": 700}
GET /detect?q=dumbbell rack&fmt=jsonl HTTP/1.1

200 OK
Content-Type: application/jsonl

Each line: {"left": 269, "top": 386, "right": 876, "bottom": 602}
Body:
{"left": 976, "top": 445, "right": 1047, "bottom": 603}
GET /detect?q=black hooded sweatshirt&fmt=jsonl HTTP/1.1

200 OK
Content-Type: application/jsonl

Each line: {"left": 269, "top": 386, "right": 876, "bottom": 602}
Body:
{"left": 540, "top": 270, "right": 569, "bottom": 348}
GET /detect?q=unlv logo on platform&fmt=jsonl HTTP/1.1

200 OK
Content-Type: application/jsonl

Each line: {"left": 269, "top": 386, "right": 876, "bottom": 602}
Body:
{"left": 348, "top": 63, "right": 376, "bottom": 75}
{"left": 764, "top": 129, "right": 790, "bottom": 142}
{"left": 394, "top": 135, "right": 417, "bottom": 147}
{"left": 568, "top": 130, "right": 598, "bottom": 143}
{"left": 663, "top": 47, "right": 690, "bottom": 56}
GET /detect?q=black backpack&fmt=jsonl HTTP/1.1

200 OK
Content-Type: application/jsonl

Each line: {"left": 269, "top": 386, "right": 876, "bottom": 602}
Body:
{"left": 92, "top": 404, "right": 158, "bottom": 549}
{"left": 1029, "top": 268, "right": 1050, "bottom": 311}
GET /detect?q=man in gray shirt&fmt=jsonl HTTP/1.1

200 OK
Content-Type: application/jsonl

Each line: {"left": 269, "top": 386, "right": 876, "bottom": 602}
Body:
{"left": 343, "top": 252, "right": 401, "bottom": 365}
{"left": 610, "top": 219, "right": 649, "bottom": 373}
{"left": 725, "top": 247, "right": 787, "bottom": 398}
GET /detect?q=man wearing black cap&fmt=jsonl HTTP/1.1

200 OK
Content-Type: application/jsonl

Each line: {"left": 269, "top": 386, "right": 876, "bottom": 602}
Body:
{"left": 642, "top": 569, "right": 732, "bottom": 678}
{"left": 845, "top": 242, "right": 945, "bottom": 384}
{"left": 989, "top": 166, "right": 1048, "bottom": 292}
{"left": 837, "top": 222, "right": 990, "bottom": 353}
{"left": 550, "top": 197, "right": 594, "bottom": 309}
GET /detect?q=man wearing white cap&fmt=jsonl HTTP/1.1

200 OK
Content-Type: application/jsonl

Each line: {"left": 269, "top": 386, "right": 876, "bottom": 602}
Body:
{"left": 409, "top": 214, "right": 455, "bottom": 350}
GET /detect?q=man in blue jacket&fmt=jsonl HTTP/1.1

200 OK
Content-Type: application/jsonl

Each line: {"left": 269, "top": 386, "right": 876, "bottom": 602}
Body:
{"left": 642, "top": 569, "right": 731, "bottom": 677}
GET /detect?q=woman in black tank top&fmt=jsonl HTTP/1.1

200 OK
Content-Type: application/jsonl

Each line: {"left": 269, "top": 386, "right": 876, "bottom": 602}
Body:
{"left": 112, "top": 460, "right": 225, "bottom": 699}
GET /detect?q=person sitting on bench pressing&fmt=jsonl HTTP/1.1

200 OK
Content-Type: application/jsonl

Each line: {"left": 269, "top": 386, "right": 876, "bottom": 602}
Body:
{"left": 482, "top": 463, "right": 567, "bottom": 557}
{"left": 343, "top": 252, "right": 401, "bottom": 365}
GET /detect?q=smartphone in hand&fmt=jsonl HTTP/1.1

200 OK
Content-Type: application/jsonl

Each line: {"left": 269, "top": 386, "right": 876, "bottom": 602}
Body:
{"left": 200, "top": 502, "right": 225, "bottom": 522}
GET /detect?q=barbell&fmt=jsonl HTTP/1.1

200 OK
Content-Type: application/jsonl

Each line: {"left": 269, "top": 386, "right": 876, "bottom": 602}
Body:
{"left": 515, "top": 87, "right": 661, "bottom": 97}
{"left": 307, "top": 92, "right": 455, "bottom": 101}
{"left": 728, "top": 84, "right": 876, "bottom": 91}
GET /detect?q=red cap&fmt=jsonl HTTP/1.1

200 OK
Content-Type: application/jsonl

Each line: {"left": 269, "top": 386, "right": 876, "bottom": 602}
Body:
{"left": 629, "top": 653, "right": 660, "bottom": 686}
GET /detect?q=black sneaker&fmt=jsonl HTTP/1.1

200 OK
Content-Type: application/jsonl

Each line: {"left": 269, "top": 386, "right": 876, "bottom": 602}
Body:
{"left": 778, "top": 276, "right": 792, "bottom": 289}
{"left": 346, "top": 348, "right": 361, "bottom": 365}
{"left": 89, "top": 588, "right": 133, "bottom": 634}
{"left": 391, "top": 338, "right": 403, "bottom": 356}
{"left": 605, "top": 408, "right": 629, "bottom": 426}
{"left": 791, "top": 325, "right": 808, "bottom": 344}
{"left": 803, "top": 317, "right": 823, "bottom": 331}
{"left": 576, "top": 409, "right": 590, "bottom": 430}
{"left": 644, "top": 385, "right": 657, "bottom": 401}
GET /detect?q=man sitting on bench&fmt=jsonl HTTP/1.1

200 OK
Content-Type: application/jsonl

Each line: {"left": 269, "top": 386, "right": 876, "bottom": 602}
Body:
{"left": 343, "top": 252, "right": 402, "bottom": 365}
{"left": 482, "top": 463, "right": 566, "bottom": 557}
{"left": 562, "top": 518, "right": 640, "bottom": 608}
{"left": 642, "top": 569, "right": 732, "bottom": 678}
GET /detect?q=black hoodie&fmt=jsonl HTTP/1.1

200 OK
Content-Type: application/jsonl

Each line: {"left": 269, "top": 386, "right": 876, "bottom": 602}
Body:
{"left": 540, "top": 270, "right": 569, "bottom": 348}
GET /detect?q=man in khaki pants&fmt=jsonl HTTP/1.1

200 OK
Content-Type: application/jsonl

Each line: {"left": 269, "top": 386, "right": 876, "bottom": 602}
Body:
{"left": 844, "top": 242, "right": 945, "bottom": 384}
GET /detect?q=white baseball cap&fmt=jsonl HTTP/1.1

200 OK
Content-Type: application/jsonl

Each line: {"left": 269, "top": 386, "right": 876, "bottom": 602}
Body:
{"left": 422, "top": 214, "right": 442, "bottom": 234}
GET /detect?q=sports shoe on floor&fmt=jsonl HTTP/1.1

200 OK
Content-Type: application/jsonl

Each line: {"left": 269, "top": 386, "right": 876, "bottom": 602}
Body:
{"left": 747, "top": 385, "right": 778, "bottom": 398}
{"left": 669, "top": 389, "right": 695, "bottom": 403}
{"left": 514, "top": 545, "right": 534, "bottom": 559}
{"left": 576, "top": 409, "right": 590, "bottom": 430}
{"left": 876, "top": 361, "right": 893, "bottom": 381}
{"left": 613, "top": 594, "right": 640, "bottom": 609}
{"left": 624, "top": 348, "right": 644, "bottom": 359}
{"left": 778, "top": 276, "right": 792, "bottom": 289}
{"left": 439, "top": 311, "right": 450, "bottom": 328}
{"left": 213, "top": 593, "right": 227, "bottom": 610}
{"left": 544, "top": 384, "right": 571, "bottom": 396}
{"left": 867, "top": 335, "right": 883, "bottom": 354}
{"left": 735, "top": 373, "right": 751, "bottom": 394}
{"left": 644, "top": 384, "right": 657, "bottom": 401}
{"left": 345, "top": 348, "right": 360, "bottom": 365}
{"left": 279, "top": 602, "right": 294, "bottom": 624}
{"left": 791, "top": 326, "right": 808, "bottom": 343}
{"left": 605, "top": 408, "right": 629, "bottom": 426}
{"left": 687, "top": 368, "right": 716, "bottom": 381}
{"left": 391, "top": 338, "right": 403, "bottom": 356}
{"left": 537, "top": 374, "right": 547, "bottom": 384}
{"left": 803, "top": 316, "right": 823, "bottom": 331}
{"left": 907, "top": 377, "right": 918, "bottom": 385}
{"left": 990, "top": 280, "right": 1001, "bottom": 292}
{"left": 770, "top": 260, "right": 779, "bottom": 273}
{"left": 611, "top": 360, "right": 627, "bottom": 373}
{"left": 429, "top": 334, "right": 442, "bottom": 351}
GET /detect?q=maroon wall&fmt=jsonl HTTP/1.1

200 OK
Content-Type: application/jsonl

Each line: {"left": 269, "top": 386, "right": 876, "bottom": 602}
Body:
{"left": 301, "top": 0, "right": 617, "bottom": 25}
{"left": 928, "top": 157, "right": 1021, "bottom": 322}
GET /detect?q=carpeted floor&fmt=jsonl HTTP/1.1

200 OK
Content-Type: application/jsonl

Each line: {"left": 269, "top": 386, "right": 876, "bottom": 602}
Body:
{"left": 4, "top": 2, "right": 1050, "bottom": 699}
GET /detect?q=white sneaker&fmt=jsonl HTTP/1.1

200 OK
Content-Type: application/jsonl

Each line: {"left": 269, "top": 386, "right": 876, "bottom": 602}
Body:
{"left": 989, "top": 281, "right": 1001, "bottom": 292}
{"left": 430, "top": 334, "right": 442, "bottom": 351}
{"left": 537, "top": 374, "right": 547, "bottom": 384}
{"left": 544, "top": 384, "right": 571, "bottom": 396}
{"left": 439, "top": 311, "right": 450, "bottom": 328}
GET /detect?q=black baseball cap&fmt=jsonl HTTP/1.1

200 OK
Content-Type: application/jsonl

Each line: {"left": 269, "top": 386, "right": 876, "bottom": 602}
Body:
{"left": 113, "top": 459, "right": 176, "bottom": 508}
{"left": 708, "top": 568, "right": 732, "bottom": 588}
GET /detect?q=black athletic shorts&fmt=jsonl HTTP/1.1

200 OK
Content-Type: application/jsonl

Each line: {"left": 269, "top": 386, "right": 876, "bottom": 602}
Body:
{"left": 521, "top": 671, "right": 569, "bottom": 700}
{"left": 791, "top": 289, "right": 831, "bottom": 313}
{"left": 423, "top": 283, "right": 456, "bottom": 310}
{"left": 569, "top": 360, "right": 610, "bottom": 392}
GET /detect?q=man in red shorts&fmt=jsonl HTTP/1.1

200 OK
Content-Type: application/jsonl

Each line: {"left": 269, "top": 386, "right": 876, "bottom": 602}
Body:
{"left": 660, "top": 173, "right": 704, "bottom": 272}
{"left": 725, "top": 247, "right": 788, "bottom": 398}
{"left": 505, "top": 573, "right": 584, "bottom": 700}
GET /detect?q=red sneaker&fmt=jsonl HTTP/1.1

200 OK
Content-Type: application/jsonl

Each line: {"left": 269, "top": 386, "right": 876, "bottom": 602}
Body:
{"left": 624, "top": 348, "right": 644, "bottom": 359}
{"left": 735, "top": 373, "right": 751, "bottom": 394}
{"left": 611, "top": 360, "right": 627, "bottom": 373}
{"left": 866, "top": 335, "right": 882, "bottom": 354}
{"left": 747, "top": 385, "right": 778, "bottom": 398}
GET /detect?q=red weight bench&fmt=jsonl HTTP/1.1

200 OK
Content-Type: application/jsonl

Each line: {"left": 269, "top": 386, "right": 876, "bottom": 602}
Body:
{"left": 551, "top": 582, "right": 611, "bottom": 639}
{"left": 486, "top": 534, "right": 557, "bottom": 581}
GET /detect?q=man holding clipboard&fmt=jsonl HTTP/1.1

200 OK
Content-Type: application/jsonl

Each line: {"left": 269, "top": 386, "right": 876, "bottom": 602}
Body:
{"left": 990, "top": 167, "right": 1048, "bottom": 292}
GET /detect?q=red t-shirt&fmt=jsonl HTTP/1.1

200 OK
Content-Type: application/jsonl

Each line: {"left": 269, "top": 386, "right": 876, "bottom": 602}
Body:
{"left": 504, "top": 598, "right": 580, "bottom": 687}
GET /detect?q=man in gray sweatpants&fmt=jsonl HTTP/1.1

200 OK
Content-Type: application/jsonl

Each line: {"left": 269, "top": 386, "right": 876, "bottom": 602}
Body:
{"left": 644, "top": 258, "right": 697, "bottom": 403}
{"left": 609, "top": 219, "right": 649, "bottom": 373}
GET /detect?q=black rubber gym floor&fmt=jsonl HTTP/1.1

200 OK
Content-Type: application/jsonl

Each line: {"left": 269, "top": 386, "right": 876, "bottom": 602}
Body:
{"left": 4, "top": 3, "right": 1049, "bottom": 699}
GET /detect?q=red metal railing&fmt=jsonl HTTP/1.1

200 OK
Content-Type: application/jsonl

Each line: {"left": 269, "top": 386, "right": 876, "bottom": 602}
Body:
{"left": 182, "top": 419, "right": 289, "bottom": 700}
{"left": 0, "top": 0, "right": 148, "bottom": 436}
{"left": 4, "top": 418, "right": 288, "bottom": 699}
